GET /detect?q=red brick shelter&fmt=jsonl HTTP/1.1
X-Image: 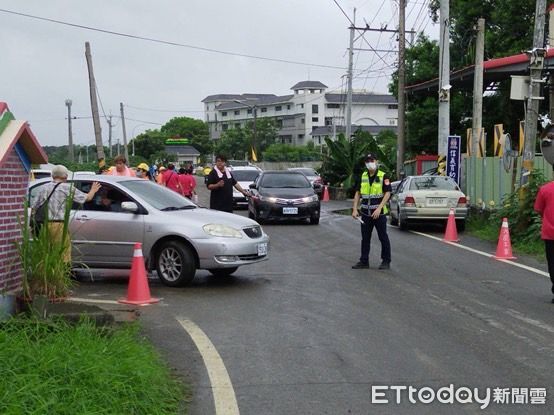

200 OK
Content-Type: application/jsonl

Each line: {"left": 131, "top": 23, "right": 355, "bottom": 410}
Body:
{"left": 0, "top": 102, "right": 48, "bottom": 293}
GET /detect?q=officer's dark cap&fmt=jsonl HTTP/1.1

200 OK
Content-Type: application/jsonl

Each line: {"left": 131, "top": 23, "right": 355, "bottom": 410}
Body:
{"left": 364, "top": 153, "right": 377, "bottom": 161}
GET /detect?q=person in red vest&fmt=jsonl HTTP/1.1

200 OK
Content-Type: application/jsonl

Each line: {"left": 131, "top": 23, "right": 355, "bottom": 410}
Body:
{"left": 105, "top": 155, "right": 136, "bottom": 177}
{"left": 162, "top": 164, "right": 182, "bottom": 194}
{"left": 178, "top": 167, "right": 196, "bottom": 199}
{"left": 534, "top": 181, "right": 554, "bottom": 303}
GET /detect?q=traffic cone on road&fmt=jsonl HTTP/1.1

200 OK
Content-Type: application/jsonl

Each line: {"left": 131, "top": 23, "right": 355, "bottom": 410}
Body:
{"left": 322, "top": 185, "right": 330, "bottom": 202}
{"left": 493, "top": 217, "right": 516, "bottom": 260}
{"left": 119, "top": 243, "right": 159, "bottom": 305}
{"left": 443, "top": 208, "right": 459, "bottom": 242}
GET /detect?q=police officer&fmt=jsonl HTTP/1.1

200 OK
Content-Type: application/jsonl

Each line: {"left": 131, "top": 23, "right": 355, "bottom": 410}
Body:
{"left": 351, "top": 153, "right": 392, "bottom": 270}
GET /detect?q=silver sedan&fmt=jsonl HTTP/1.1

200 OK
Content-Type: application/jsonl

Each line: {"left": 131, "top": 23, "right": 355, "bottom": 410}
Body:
{"left": 389, "top": 175, "right": 468, "bottom": 231}
{"left": 29, "top": 176, "right": 269, "bottom": 286}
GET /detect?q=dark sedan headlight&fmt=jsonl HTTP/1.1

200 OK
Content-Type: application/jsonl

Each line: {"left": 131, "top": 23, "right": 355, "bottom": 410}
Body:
{"left": 258, "top": 195, "right": 278, "bottom": 203}
{"left": 301, "top": 195, "right": 319, "bottom": 203}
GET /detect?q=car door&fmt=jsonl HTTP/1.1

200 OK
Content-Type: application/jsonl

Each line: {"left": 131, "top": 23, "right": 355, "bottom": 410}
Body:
{"left": 70, "top": 182, "right": 145, "bottom": 268}
{"left": 389, "top": 178, "right": 406, "bottom": 214}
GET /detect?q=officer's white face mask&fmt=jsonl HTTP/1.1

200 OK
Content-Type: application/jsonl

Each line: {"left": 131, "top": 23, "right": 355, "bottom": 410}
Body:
{"left": 365, "top": 162, "right": 377, "bottom": 170}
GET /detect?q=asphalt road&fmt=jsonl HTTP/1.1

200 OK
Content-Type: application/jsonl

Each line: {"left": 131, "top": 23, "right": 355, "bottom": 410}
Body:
{"left": 74, "top": 183, "right": 554, "bottom": 414}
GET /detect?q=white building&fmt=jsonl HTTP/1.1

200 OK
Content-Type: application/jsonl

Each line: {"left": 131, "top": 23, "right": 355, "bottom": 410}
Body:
{"left": 202, "top": 81, "right": 398, "bottom": 146}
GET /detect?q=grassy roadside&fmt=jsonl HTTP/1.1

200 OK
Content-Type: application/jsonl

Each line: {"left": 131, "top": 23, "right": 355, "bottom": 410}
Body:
{"left": 0, "top": 316, "right": 189, "bottom": 414}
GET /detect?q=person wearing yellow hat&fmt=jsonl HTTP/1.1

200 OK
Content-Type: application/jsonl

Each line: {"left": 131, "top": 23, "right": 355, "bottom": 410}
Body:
{"left": 156, "top": 165, "right": 167, "bottom": 184}
{"left": 136, "top": 163, "right": 150, "bottom": 180}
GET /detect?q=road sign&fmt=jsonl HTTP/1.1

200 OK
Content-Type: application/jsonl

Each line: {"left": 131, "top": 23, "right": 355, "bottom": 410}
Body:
{"left": 447, "top": 135, "right": 461, "bottom": 185}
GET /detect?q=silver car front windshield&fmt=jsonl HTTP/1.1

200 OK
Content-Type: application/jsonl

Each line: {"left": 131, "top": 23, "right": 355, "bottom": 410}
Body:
{"left": 120, "top": 180, "right": 196, "bottom": 210}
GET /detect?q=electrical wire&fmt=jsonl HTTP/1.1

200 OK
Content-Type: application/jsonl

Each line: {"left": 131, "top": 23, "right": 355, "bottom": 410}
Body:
{"left": 0, "top": 8, "right": 346, "bottom": 70}
{"left": 125, "top": 104, "right": 204, "bottom": 113}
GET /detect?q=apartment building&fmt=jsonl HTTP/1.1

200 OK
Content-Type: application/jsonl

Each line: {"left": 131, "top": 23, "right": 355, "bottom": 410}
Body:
{"left": 202, "top": 81, "right": 398, "bottom": 145}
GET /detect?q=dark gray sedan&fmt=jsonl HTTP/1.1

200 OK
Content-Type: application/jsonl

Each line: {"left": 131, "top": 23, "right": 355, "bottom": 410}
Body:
{"left": 29, "top": 176, "right": 269, "bottom": 286}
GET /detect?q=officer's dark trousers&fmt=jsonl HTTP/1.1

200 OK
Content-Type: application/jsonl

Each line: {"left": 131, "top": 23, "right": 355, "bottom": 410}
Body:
{"left": 359, "top": 212, "right": 391, "bottom": 265}
{"left": 544, "top": 240, "right": 554, "bottom": 295}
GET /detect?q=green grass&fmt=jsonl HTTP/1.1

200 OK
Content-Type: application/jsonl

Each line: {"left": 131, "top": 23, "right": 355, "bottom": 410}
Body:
{"left": 0, "top": 317, "right": 188, "bottom": 415}
{"left": 467, "top": 214, "right": 546, "bottom": 260}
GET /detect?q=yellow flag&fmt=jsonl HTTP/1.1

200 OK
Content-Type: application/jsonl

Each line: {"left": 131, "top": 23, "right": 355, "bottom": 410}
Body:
{"left": 251, "top": 146, "right": 258, "bottom": 162}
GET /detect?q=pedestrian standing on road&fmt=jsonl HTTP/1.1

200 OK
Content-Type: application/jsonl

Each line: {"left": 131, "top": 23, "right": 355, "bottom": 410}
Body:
{"left": 135, "top": 163, "right": 150, "bottom": 180}
{"left": 31, "top": 165, "right": 101, "bottom": 264}
{"left": 206, "top": 154, "right": 248, "bottom": 213}
{"left": 162, "top": 164, "right": 182, "bottom": 194}
{"left": 351, "top": 153, "right": 392, "bottom": 270}
{"left": 534, "top": 181, "right": 554, "bottom": 303}
{"left": 178, "top": 167, "right": 196, "bottom": 199}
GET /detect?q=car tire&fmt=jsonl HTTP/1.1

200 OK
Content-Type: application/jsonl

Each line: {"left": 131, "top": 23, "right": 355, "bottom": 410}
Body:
{"left": 208, "top": 267, "right": 238, "bottom": 277}
{"left": 456, "top": 219, "right": 466, "bottom": 232}
{"left": 309, "top": 215, "right": 320, "bottom": 225}
{"left": 156, "top": 240, "right": 196, "bottom": 287}
{"left": 398, "top": 209, "right": 409, "bottom": 231}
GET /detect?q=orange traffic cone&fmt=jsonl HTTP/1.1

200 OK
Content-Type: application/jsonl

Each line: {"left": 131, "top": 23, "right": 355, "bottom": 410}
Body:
{"left": 443, "top": 208, "right": 459, "bottom": 242}
{"left": 322, "top": 185, "right": 330, "bottom": 202}
{"left": 119, "top": 243, "right": 159, "bottom": 305}
{"left": 493, "top": 217, "right": 516, "bottom": 260}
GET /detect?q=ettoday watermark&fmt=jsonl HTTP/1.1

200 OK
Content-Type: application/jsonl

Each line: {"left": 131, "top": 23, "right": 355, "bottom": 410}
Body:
{"left": 371, "top": 385, "right": 547, "bottom": 409}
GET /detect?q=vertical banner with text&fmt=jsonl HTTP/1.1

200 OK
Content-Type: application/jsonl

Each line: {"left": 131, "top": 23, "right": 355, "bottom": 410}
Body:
{"left": 447, "top": 135, "right": 461, "bottom": 185}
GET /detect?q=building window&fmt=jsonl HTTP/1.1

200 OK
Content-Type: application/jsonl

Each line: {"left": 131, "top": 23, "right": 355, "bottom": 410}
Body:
{"left": 312, "top": 104, "right": 318, "bottom": 114}
{"left": 235, "top": 123, "right": 241, "bottom": 129}
{"left": 312, "top": 117, "right": 319, "bottom": 122}
{"left": 275, "top": 105, "right": 282, "bottom": 112}
{"left": 301, "top": 118, "right": 305, "bottom": 124}
{"left": 261, "top": 107, "right": 267, "bottom": 113}
{"left": 234, "top": 110, "right": 240, "bottom": 115}
{"left": 287, "top": 104, "right": 291, "bottom": 110}
{"left": 327, "top": 103, "right": 340, "bottom": 109}
{"left": 298, "top": 134, "right": 304, "bottom": 139}
{"left": 389, "top": 119, "right": 397, "bottom": 125}
{"left": 222, "top": 111, "right": 228, "bottom": 116}
{"left": 388, "top": 104, "right": 398, "bottom": 109}
{"left": 325, "top": 117, "right": 333, "bottom": 126}
{"left": 247, "top": 109, "right": 252, "bottom": 114}
{"left": 222, "top": 124, "right": 228, "bottom": 131}
{"left": 297, "top": 104, "right": 304, "bottom": 109}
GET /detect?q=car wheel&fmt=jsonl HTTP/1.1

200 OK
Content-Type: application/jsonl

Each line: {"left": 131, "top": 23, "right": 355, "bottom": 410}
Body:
{"left": 310, "top": 215, "right": 320, "bottom": 225}
{"left": 398, "top": 209, "right": 409, "bottom": 231}
{"left": 208, "top": 267, "right": 238, "bottom": 277}
{"left": 156, "top": 240, "right": 196, "bottom": 286}
{"left": 456, "top": 219, "right": 466, "bottom": 232}
{"left": 390, "top": 211, "right": 398, "bottom": 226}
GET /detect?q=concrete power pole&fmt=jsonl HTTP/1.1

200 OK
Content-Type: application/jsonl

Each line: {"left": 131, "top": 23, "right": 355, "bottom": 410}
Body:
{"left": 471, "top": 18, "right": 485, "bottom": 156}
{"left": 438, "top": 0, "right": 450, "bottom": 159}
{"left": 120, "top": 102, "right": 129, "bottom": 161}
{"left": 521, "top": 0, "right": 547, "bottom": 187}
{"left": 84, "top": 42, "right": 105, "bottom": 168}
{"left": 345, "top": 8, "right": 356, "bottom": 141}
{"left": 107, "top": 115, "right": 113, "bottom": 158}
{"left": 65, "top": 99, "right": 74, "bottom": 163}
{"left": 397, "top": 0, "right": 406, "bottom": 177}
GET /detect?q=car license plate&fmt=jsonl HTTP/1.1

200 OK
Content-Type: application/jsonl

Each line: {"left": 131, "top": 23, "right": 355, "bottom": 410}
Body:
{"left": 257, "top": 243, "right": 268, "bottom": 256}
{"left": 283, "top": 207, "right": 298, "bottom": 214}
{"left": 427, "top": 197, "right": 446, "bottom": 206}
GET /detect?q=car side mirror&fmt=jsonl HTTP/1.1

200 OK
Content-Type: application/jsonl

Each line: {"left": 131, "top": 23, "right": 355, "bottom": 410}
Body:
{"left": 249, "top": 183, "right": 257, "bottom": 189}
{"left": 121, "top": 201, "right": 139, "bottom": 213}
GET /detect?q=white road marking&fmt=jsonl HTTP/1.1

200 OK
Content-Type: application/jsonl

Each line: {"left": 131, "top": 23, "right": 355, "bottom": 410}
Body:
{"left": 177, "top": 318, "right": 240, "bottom": 415}
{"left": 409, "top": 230, "right": 550, "bottom": 278}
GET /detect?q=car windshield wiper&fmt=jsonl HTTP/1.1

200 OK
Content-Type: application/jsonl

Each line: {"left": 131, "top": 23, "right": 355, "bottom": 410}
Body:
{"left": 161, "top": 205, "right": 196, "bottom": 211}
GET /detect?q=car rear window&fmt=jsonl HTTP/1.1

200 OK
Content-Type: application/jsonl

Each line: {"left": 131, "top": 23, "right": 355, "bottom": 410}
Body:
{"left": 409, "top": 177, "right": 459, "bottom": 191}
{"left": 232, "top": 170, "right": 260, "bottom": 182}
{"left": 260, "top": 173, "right": 310, "bottom": 188}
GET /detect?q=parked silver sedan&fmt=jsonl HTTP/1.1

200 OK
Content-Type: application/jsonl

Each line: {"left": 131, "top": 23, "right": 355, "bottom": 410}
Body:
{"left": 389, "top": 175, "right": 468, "bottom": 231}
{"left": 28, "top": 176, "right": 269, "bottom": 286}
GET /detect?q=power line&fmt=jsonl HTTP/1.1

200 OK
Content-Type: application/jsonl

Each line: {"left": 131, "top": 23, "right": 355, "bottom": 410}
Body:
{"left": 0, "top": 8, "right": 346, "bottom": 70}
{"left": 125, "top": 104, "right": 204, "bottom": 113}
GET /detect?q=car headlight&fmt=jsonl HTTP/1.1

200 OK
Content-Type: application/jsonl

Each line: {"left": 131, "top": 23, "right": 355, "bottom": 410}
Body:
{"left": 301, "top": 195, "right": 319, "bottom": 203}
{"left": 259, "top": 195, "right": 277, "bottom": 203}
{"left": 203, "top": 224, "right": 243, "bottom": 238}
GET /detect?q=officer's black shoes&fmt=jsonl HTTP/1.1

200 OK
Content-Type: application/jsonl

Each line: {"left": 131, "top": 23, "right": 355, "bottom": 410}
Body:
{"left": 352, "top": 262, "right": 369, "bottom": 269}
{"left": 378, "top": 262, "right": 390, "bottom": 270}
{"left": 551, "top": 298, "right": 554, "bottom": 304}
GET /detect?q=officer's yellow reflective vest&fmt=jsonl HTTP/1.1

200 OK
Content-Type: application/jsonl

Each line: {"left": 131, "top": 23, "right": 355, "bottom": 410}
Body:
{"left": 360, "top": 170, "right": 388, "bottom": 214}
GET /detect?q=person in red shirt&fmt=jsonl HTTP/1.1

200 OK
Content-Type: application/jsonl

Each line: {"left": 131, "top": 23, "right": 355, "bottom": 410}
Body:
{"left": 162, "top": 164, "right": 182, "bottom": 194}
{"left": 178, "top": 167, "right": 196, "bottom": 199}
{"left": 534, "top": 181, "right": 554, "bottom": 303}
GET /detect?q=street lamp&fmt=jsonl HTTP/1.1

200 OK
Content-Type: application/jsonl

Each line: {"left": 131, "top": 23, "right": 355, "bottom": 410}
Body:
{"left": 233, "top": 99, "right": 257, "bottom": 161}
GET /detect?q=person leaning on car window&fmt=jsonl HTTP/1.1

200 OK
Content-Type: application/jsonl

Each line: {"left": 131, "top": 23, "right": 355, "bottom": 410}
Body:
{"left": 104, "top": 154, "right": 136, "bottom": 177}
{"left": 351, "top": 153, "right": 392, "bottom": 270}
{"left": 31, "top": 165, "right": 101, "bottom": 263}
{"left": 206, "top": 154, "right": 248, "bottom": 213}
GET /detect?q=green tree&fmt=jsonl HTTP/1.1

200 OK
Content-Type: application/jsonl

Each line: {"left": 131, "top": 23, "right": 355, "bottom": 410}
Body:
{"left": 132, "top": 130, "right": 166, "bottom": 163}
{"left": 263, "top": 143, "right": 322, "bottom": 162}
{"left": 215, "top": 127, "right": 248, "bottom": 160}
{"left": 160, "top": 117, "right": 213, "bottom": 158}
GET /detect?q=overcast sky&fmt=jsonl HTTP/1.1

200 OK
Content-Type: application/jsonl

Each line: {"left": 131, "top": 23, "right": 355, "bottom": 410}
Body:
{"left": 0, "top": 0, "right": 438, "bottom": 148}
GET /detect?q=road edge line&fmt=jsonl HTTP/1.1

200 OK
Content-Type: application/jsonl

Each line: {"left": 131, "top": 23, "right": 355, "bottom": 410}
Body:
{"left": 176, "top": 318, "right": 240, "bottom": 415}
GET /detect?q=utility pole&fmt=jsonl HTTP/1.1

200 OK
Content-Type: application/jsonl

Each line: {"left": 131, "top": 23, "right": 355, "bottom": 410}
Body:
{"left": 85, "top": 42, "right": 105, "bottom": 168}
{"left": 117, "top": 139, "right": 121, "bottom": 156}
{"left": 438, "top": 0, "right": 450, "bottom": 159}
{"left": 120, "top": 102, "right": 129, "bottom": 161}
{"left": 345, "top": 8, "right": 356, "bottom": 141}
{"left": 471, "top": 18, "right": 485, "bottom": 156}
{"left": 521, "top": 0, "right": 547, "bottom": 187}
{"left": 65, "top": 99, "right": 74, "bottom": 163}
{"left": 397, "top": 0, "right": 406, "bottom": 177}
{"left": 107, "top": 114, "right": 113, "bottom": 158}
